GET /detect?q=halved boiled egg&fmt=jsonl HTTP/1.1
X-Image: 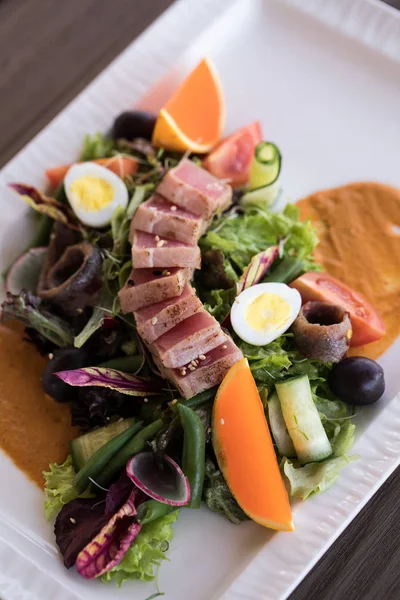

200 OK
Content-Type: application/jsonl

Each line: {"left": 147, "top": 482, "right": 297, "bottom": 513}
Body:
{"left": 64, "top": 162, "right": 129, "bottom": 227}
{"left": 231, "top": 282, "right": 302, "bottom": 346}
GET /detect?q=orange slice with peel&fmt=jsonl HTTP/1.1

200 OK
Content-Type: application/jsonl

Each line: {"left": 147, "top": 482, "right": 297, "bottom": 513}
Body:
{"left": 212, "top": 357, "right": 294, "bottom": 532}
{"left": 152, "top": 58, "right": 224, "bottom": 154}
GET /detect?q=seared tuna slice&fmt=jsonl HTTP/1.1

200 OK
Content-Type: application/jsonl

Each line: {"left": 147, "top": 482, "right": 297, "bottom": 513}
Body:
{"left": 149, "top": 309, "right": 225, "bottom": 369}
{"left": 156, "top": 159, "right": 232, "bottom": 219}
{"left": 134, "top": 284, "right": 202, "bottom": 344}
{"left": 131, "top": 194, "right": 208, "bottom": 245}
{"left": 155, "top": 337, "right": 243, "bottom": 399}
{"left": 131, "top": 231, "right": 201, "bottom": 269}
{"left": 118, "top": 267, "right": 190, "bottom": 313}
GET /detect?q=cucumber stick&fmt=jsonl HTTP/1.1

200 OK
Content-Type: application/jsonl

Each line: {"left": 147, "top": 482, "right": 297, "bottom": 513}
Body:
{"left": 275, "top": 375, "right": 332, "bottom": 464}
{"left": 70, "top": 418, "right": 136, "bottom": 471}
{"left": 267, "top": 392, "right": 296, "bottom": 458}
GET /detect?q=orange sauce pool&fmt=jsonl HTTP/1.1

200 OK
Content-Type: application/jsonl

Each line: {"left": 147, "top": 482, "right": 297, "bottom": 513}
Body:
{"left": 0, "top": 322, "right": 77, "bottom": 487}
{"left": 297, "top": 182, "right": 400, "bottom": 359}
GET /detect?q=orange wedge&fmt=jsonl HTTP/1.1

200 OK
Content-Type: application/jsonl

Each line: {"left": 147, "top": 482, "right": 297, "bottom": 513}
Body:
{"left": 152, "top": 58, "right": 225, "bottom": 154}
{"left": 212, "top": 357, "right": 294, "bottom": 532}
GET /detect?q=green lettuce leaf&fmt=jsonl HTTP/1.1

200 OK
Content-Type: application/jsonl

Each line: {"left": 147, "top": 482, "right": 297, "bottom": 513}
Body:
{"left": 101, "top": 510, "right": 179, "bottom": 586}
{"left": 200, "top": 204, "right": 319, "bottom": 274}
{"left": 2, "top": 290, "right": 73, "bottom": 348}
{"left": 202, "top": 287, "right": 236, "bottom": 323}
{"left": 331, "top": 421, "right": 356, "bottom": 457}
{"left": 203, "top": 458, "right": 248, "bottom": 524}
{"left": 237, "top": 335, "right": 328, "bottom": 393}
{"left": 80, "top": 133, "right": 115, "bottom": 161}
{"left": 43, "top": 456, "right": 94, "bottom": 521}
{"left": 283, "top": 455, "right": 358, "bottom": 500}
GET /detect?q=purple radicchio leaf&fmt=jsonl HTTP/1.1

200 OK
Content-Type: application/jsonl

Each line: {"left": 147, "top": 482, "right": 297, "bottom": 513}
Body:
{"left": 126, "top": 452, "right": 190, "bottom": 507}
{"left": 55, "top": 498, "right": 109, "bottom": 569}
{"left": 221, "top": 246, "right": 279, "bottom": 329}
{"left": 8, "top": 184, "right": 80, "bottom": 230}
{"left": 55, "top": 367, "right": 163, "bottom": 396}
{"left": 76, "top": 489, "right": 141, "bottom": 578}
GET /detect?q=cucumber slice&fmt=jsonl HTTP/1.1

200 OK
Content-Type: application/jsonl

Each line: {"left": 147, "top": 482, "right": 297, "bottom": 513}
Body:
{"left": 275, "top": 375, "right": 332, "bottom": 465}
{"left": 250, "top": 142, "right": 282, "bottom": 189}
{"left": 267, "top": 391, "right": 296, "bottom": 458}
{"left": 70, "top": 418, "right": 136, "bottom": 471}
{"left": 241, "top": 141, "right": 282, "bottom": 208}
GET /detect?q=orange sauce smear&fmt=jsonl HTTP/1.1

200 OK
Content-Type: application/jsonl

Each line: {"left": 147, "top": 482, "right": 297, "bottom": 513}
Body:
{"left": 0, "top": 322, "right": 77, "bottom": 487}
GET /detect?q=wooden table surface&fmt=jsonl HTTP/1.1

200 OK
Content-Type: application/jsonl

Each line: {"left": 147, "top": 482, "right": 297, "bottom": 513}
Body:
{"left": 0, "top": 1, "right": 399, "bottom": 599}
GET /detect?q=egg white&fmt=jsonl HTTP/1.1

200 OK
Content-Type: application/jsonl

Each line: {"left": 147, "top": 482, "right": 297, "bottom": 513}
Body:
{"left": 231, "top": 282, "right": 302, "bottom": 346}
{"left": 64, "top": 162, "right": 129, "bottom": 228}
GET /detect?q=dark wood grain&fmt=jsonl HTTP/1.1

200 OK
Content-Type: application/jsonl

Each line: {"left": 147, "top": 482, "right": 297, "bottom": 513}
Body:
{"left": 0, "top": 1, "right": 399, "bottom": 599}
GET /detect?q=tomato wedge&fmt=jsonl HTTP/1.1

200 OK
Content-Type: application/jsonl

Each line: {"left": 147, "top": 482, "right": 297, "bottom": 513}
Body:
{"left": 45, "top": 156, "right": 138, "bottom": 189}
{"left": 203, "top": 121, "right": 262, "bottom": 187}
{"left": 290, "top": 272, "right": 385, "bottom": 347}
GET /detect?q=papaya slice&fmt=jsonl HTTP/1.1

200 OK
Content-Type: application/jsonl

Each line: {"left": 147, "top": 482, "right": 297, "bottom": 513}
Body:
{"left": 212, "top": 357, "right": 294, "bottom": 531}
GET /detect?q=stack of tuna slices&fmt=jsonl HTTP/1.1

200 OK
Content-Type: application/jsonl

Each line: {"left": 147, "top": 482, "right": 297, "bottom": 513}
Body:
{"left": 119, "top": 159, "right": 243, "bottom": 399}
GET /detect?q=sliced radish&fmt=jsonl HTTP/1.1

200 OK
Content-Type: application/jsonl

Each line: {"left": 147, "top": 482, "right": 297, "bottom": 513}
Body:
{"left": 126, "top": 452, "right": 190, "bottom": 507}
{"left": 6, "top": 247, "right": 47, "bottom": 295}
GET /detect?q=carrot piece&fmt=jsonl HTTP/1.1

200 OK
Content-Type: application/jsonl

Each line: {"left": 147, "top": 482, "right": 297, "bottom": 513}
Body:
{"left": 45, "top": 156, "right": 138, "bottom": 189}
{"left": 212, "top": 357, "right": 294, "bottom": 531}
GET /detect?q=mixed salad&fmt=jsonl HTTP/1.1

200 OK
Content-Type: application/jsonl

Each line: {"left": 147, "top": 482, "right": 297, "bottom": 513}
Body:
{"left": 1, "top": 59, "right": 386, "bottom": 590}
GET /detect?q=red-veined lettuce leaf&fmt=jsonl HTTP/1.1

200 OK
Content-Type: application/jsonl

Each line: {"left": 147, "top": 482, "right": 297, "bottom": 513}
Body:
{"left": 8, "top": 183, "right": 79, "bottom": 229}
{"left": 236, "top": 245, "right": 279, "bottom": 294}
{"left": 76, "top": 489, "right": 141, "bottom": 578}
{"left": 221, "top": 246, "right": 278, "bottom": 327}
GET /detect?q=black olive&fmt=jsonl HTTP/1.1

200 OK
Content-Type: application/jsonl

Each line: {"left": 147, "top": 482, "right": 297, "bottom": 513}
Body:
{"left": 111, "top": 111, "right": 157, "bottom": 141}
{"left": 43, "top": 348, "right": 89, "bottom": 403}
{"left": 328, "top": 356, "right": 385, "bottom": 405}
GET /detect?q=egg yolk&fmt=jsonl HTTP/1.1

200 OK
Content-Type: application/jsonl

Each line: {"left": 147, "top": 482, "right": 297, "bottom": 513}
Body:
{"left": 245, "top": 293, "right": 291, "bottom": 332}
{"left": 70, "top": 176, "right": 114, "bottom": 211}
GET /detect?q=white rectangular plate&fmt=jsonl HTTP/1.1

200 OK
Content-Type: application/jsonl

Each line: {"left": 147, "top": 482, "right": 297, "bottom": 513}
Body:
{"left": 0, "top": 1, "right": 399, "bottom": 599}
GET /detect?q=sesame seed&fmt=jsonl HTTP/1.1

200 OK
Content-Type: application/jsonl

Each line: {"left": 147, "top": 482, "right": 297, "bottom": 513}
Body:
{"left": 156, "top": 240, "right": 166, "bottom": 248}
{"left": 188, "top": 364, "right": 196, "bottom": 371}
{"left": 154, "top": 235, "right": 160, "bottom": 242}
{"left": 222, "top": 345, "right": 227, "bottom": 349}
{"left": 171, "top": 399, "right": 178, "bottom": 405}
{"left": 162, "top": 269, "right": 171, "bottom": 276}
{"left": 180, "top": 368, "right": 187, "bottom": 376}
{"left": 220, "top": 418, "right": 225, "bottom": 425}
{"left": 170, "top": 205, "right": 177, "bottom": 211}
{"left": 144, "top": 397, "right": 149, "bottom": 403}
{"left": 207, "top": 427, "right": 212, "bottom": 434}
{"left": 151, "top": 317, "right": 158, "bottom": 325}
{"left": 70, "top": 517, "right": 76, "bottom": 525}
{"left": 76, "top": 308, "right": 83, "bottom": 313}
{"left": 118, "top": 417, "right": 124, "bottom": 422}
{"left": 199, "top": 354, "right": 206, "bottom": 361}
{"left": 48, "top": 353, "right": 54, "bottom": 360}
{"left": 190, "top": 359, "right": 197, "bottom": 366}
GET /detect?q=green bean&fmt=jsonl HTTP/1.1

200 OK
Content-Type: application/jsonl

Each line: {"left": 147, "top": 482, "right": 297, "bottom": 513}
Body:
{"left": 172, "top": 388, "right": 217, "bottom": 412}
{"left": 136, "top": 499, "right": 176, "bottom": 525}
{"left": 98, "top": 355, "right": 144, "bottom": 373}
{"left": 96, "top": 419, "right": 164, "bottom": 487}
{"left": 263, "top": 256, "right": 304, "bottom": 284}
{"left": 74, "top": 421, "right": 143, "bottom": 493}
{"left": 177, "top": 404, "right": 206, "bottom": 509}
